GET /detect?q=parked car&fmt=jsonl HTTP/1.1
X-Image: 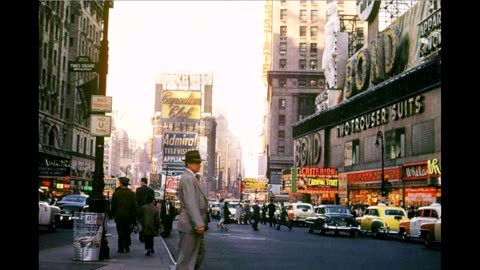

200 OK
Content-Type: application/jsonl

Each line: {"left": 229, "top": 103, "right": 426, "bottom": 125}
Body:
{"left": 357, "top": 203, "right": 409, "bottom": 239}
{"left": 399, "top": 203, "right": 441, "bottom": 240}
{"left": 420, "top": 218, "right": 441, "bottom": 248}
{"left": 38, "top": 189, "right": 61, "bottom": 231}
{"left": 305, "top": 205, "right": 359, "bottom": 237}
{"left": 55, "top": 194, "right": 89, "bottom": 227}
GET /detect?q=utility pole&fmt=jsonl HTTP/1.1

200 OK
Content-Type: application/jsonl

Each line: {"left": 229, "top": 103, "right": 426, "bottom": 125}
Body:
{"left": 89, "top": 0, "right": 113, "bottom": 261}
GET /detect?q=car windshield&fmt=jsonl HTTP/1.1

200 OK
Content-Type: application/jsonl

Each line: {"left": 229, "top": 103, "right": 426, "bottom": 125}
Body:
{"left": 325, "top": 207, "right": 350, "bottom": 214}
{"left": 59, "top": 195, "right": 87, "bottom": 204}
{"left": 384, "top": 209, "right": 405, "bottom": 216}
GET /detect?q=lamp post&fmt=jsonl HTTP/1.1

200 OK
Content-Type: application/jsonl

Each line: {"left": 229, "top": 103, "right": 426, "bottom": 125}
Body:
{"left": 375, "top": 131, "right": 386, "bottom": 202}
{"left": 89, "top": 0, "right": 113, "bottom": 261}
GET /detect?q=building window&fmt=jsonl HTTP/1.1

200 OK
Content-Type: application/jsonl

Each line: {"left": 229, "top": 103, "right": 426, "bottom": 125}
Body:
{"left": 386, "top": 128, "right": 405, "bottom": 159}
{"left": 300, "top": 0, "right": 307, "bottom": 5}
{"left": 279, "top": 98, "right": 286, "bottom": 109}
{"left": 280, "top": 59, "right": 287, "bottom": 69}
{"left": 43, "top": 43, "right": 47, "bottom": 58}
{"left": 278, "top": 146, "right": 285, "bottom": 155}
{"left": 62, "top": 56, "right": 66, "bottom": 71}
{"left": 310, "top": 26, "right": 318, "bottom": 37}
{"left": 299, "top": 59, "right": 306, "bottom": 70}
{"left": 278, "top": 130, "right": 285, "bottom": 140}
{"left": 83, "top": 137, "right": 87, "bottom": 154}
{"left": 300, "top": 10, "right": 307, "bottom": 21}
{"left": 279, "top": 115, "right": 286, "bottom": 126}
{"left": 90, "top": 139, "right": 94, "bottom": 156}
{"left": 299, "top": 26, "right": 307, "bottom": 37}
{"left": 311, "top": 10, "right": 318, "bottom": 21}
{"left": 280, "top": 9, "right": 287, "bottom": 21}
{"left": 298, "top": 79, "right": 307, "bottom": 88}
{"left": 76, "top": 134, "right": 80, "bottom": 152}
{"left": 299, "top": 43, "right": 307, "bottom": 57}
{"left": 42, "top": 69, "right": 46, "bottom": 85}
{"left": 280, "top": 26, "right": 287, "bottom": 36}
{"left": 280, "top": 42, "right": 287, "bottom": 55}
{"left": 279, "top": 79, "right": 287, "bottom": 88}
{"left": 345, "top": 139, "right": 360, "bottom": 166}
{"left": 310, "top": 43, "right": 317, "bottom": 54}
{"left": 412, "top": 120, "right": 435, "bottom": 155}
{"left": 53, "top": 50, "right": 57, "bottom": 65}
{"left": 310, "top": 59, "right": 317, "bottom": 70}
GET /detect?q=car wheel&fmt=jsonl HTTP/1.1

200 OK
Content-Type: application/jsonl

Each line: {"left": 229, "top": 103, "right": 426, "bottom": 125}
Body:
{"left": 308, "top": 227, "right": 314, "bottom": 233}
{"left": 372, "top": 225, "right": 380, "bottom": 238}
{"left": 48, "top": 221, "right": 56, "bottom": 232}
{"left": 424, "top": 232, "right": 432, "bottom": 248}
{"left": 350, "top": 230, "right": 356, "bottom": 238}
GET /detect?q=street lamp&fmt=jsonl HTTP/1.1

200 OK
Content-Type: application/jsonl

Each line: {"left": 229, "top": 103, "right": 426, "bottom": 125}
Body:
{"left": 375, "top": 131, "right": 386, "bottom": 200}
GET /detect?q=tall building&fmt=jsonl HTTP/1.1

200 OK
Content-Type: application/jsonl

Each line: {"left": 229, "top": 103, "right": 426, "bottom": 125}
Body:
{"left": 151, "top": 72, "right": 217, "bottom": 196}
{"left": 262, "top": 0, "right": 363, "bottom": 185}
{"left": 39, "top": 0, "right": 106, "bottom": 196}
{"left": 291, "top": 0, "right": 441, "bottom": 206}
{"left": 215, "top": 114, "right": 242, "bottom": 199}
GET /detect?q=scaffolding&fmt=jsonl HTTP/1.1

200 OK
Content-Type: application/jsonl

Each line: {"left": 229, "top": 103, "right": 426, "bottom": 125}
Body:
{"left": 379, "top": 0, "right": 418, "bottom": 31}
{"left": 338, "top": 14, "right": 365, "bottom": 58}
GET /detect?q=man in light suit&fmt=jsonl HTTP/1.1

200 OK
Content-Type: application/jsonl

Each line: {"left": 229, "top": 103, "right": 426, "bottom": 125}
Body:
{"left": 176, "top": 150, "right": 209, "bottom": 270}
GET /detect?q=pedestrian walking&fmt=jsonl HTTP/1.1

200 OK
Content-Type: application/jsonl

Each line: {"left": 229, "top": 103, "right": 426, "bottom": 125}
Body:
{"left": 160, "top": 198, "right": 176, "bottom": 237}
{"left": 261, "top": 204, "right": 268, "bottom": 225}
{"left": 252, "top": 200, "right": 260, "bottom": 231}
{"left": 136, "top": 177, "right": 155, "bottom": 242}
{"left": 176, "top": 150, "right": 209, "bottom": 270}
{"left": 111, "top": 177, "right": 139, "bottom": 253}
{"left": 267, "top": 199, "right": 277, "bottom": 227}
{"left": 276, "top": 202, "right": 292, "bottom": 231}
{"left": 140, "top": 193, "right": 161, "bottom": 256}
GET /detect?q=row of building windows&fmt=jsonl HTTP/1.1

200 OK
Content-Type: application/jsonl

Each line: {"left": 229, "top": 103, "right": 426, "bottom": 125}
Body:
{"left": 280, "top": 42, "right": 317, "bottom": 56}
{"left": 278, "top": 78, "right": 324, "bottom": 89}
{"left": 280, "top": 9, "right": 319, "bottom": 22}
{"left": 280, "top": 25, "right": 319, "bottom": 38}
{"left": 279, "top": 58, "right": 319, "bottom": 70}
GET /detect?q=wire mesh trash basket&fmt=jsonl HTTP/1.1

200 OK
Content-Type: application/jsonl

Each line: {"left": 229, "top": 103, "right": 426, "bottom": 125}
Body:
{"left": 73, "top": 212, "right": 105, "bottom": 261}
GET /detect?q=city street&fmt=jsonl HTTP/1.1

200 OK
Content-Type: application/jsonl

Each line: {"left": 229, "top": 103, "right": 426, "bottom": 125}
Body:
{"left": 39, "top": 218, "right": 440, "bottom": 270}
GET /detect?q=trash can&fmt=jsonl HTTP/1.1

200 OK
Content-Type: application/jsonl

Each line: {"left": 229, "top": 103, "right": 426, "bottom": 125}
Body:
{"left": 73, "top": 212, "right": 105, "bottom": 261}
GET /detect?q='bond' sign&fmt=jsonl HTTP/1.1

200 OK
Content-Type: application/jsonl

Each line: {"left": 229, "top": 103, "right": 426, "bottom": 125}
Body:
{"left": 90, "top": 115, "right": 112, "bottom": 137}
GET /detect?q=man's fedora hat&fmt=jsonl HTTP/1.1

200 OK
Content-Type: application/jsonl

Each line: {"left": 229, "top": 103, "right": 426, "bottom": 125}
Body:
{"left": 119, "top": 177, "right": 130, "bottom": 186}
{"left": 182, "top": 150, "right": 204, "bottom": 163}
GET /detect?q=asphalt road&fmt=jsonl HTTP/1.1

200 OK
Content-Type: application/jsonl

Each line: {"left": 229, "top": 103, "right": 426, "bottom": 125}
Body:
{"left": 163, "top": 220, "right": 441, "bottom": 270}
{"left": 40, "top": 219, "right": 441, "bottom": 270}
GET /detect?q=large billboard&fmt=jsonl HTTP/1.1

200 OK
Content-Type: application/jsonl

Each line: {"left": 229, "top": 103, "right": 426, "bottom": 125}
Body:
{"left": 163, "top": 132, "right": 198, "bottom": 168}
{"left": 161, "top": 91, "right": 201, "bottom": 120}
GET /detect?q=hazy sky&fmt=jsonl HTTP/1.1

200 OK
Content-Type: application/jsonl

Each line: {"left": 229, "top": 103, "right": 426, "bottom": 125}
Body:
{"left": 107, "top": 1, "right": 266, "bottom": 176}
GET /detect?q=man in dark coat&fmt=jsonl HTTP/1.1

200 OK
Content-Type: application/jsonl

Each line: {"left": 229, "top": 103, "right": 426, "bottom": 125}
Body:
{"left": 111, "top": 177, "right": 139, "bottom": 253}
{"left": 160, "top": 198, "right": 176, "bottom": 237}
{"left": 252, "top": 200, "right": 261, "bottom": 231}
{"left": 136, "top": 177, "right": 155, "bottom": 242}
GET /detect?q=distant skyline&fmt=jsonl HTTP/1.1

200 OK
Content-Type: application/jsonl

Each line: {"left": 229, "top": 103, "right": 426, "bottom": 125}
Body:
{"left": 107, "top": 1, "right": 266, "bottom": 177}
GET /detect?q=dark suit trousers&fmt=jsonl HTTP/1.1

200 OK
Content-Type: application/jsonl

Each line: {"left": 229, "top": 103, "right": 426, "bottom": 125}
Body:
{"left": 116, "top": 221, "right": 132, "bottom": 251}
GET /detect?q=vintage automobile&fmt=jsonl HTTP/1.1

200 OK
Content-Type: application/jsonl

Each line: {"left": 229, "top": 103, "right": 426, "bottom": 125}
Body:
{"left": 55, "top": 194, "right": 89, "bottom": 227}
{"left": 398, "top": 203, "right": 441, "bottom": 240}
{"left": 357, "top": 203, "right": 409, "bottom": 239}
{"left": 305, "top": 205, "right": 359, "bottom": 237}
{"left": 420, "top": 218, "right": 441, "bottom": 248}
{"left": 38, "top": 189, "right": 61, "bottom": 231}
{"left": 288, "top": 202, "right": 314, "bottom": 226}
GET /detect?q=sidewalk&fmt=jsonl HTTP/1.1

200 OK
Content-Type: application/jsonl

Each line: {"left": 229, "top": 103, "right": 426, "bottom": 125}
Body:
{"left": 39, "top": 219, "right": 176, "bottom": 270}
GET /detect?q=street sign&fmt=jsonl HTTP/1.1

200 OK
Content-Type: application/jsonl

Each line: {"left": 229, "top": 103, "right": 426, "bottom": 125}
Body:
{"left": 90, "top": 115, "right": 112, "bottom": 137}
{"left": 69, "top": 56, "right": 96, "bottom": 72}
{"left": 91, "top": 95, "right": 112, "bottom": 113}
